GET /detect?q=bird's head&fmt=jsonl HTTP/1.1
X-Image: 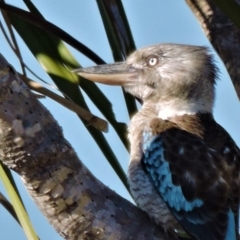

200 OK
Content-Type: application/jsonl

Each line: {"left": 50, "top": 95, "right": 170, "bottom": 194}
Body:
{"left": 74, "top": 44, "right": 218, "bottom": 119}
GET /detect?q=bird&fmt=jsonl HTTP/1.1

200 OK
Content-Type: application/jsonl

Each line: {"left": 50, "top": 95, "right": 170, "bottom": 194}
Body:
{"left": 74, "top": 43, "right": 240, "bottom": 240}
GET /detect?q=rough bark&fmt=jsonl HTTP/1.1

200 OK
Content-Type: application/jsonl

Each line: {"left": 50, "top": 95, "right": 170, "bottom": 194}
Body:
{"left": 186, "top": 0, "right": 240, "bottom": 99}
{"left": 0, "top": 54, "right": 174, "bottom": 239}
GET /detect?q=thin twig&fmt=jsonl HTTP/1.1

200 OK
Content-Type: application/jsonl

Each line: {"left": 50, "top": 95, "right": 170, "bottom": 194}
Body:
{"left": 19, "top": 73, "right": 108, "bottom": 132}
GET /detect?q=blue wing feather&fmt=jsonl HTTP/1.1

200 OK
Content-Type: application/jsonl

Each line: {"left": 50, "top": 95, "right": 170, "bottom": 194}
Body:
{"left": 226, "top": 210, "right": 236, "bottom": 240}
{"left": 143, "top": 133, "right": 203, "bottom": 213}
{"left": 142, "top": 130, "right": 236, "bottom": 240}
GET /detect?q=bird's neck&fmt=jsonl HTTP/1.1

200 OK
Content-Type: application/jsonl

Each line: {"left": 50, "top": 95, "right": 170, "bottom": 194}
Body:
{"left": 128, "top": 100, "right": 213, "bottom": 158}
{"left": 154, "top": 98, "right": 213, "bottom": 120}
{"left": 129, "top": 99, "right": 212, "bottom": 134}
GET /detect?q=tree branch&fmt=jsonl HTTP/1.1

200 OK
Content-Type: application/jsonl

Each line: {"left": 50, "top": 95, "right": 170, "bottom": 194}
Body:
{"left": 186, "top": 0, "right": 240, "bottom": 100}
{"left": 0, "top": 54, "right": 173, "bottom": 239}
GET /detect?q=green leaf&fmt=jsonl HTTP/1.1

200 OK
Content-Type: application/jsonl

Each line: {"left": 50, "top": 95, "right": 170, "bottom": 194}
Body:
{"left": 0, "top": 1, "right": 105, "bottom": 65}
{"left": 0, "top": 190, "right": 20, "bottom": 225}
{"left": 96, "top": 0, "right": 138, "bottom": 116}
{"left": 0, "top": 162, "right": 38, "bottom": 239}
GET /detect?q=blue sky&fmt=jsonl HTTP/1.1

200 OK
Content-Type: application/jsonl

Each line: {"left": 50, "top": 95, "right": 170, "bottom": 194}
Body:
{"left": 0, "top": 1, "right": 239, "bottom": 239}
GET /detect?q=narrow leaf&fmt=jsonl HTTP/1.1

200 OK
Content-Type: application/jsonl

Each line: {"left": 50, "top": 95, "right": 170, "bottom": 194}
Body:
{"left": 96, "top": 0, "right": 138, "bottom": 116}
{"left": 0, "top": 190, "right": 20, "bottom": 225}
{"left": 0, "top": 162, "right": 38, "bottom": 240}
{"left": 0, "top": 1, "right": 105, "bottom": 65}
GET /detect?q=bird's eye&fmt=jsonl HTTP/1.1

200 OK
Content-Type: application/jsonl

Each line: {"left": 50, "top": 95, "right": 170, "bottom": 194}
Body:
{"left": 147, "top": 57, "right": 158, "bottom": 67}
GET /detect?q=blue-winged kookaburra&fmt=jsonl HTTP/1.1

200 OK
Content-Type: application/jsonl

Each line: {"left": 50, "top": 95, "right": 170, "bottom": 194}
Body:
{"left": 74, "top": 44, "right": 240, "bottom": 240}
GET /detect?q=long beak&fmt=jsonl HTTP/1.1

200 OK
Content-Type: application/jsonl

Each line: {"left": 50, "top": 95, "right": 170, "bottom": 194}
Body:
{"left": 73, "top": 62, "right": 140, "bottom": 86}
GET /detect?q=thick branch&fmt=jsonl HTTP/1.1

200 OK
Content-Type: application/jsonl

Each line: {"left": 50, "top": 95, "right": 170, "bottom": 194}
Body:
{"left": 186, "top": 0, "right": 240, "bottom": 99}
{"left": 0, "top": 54, "right": 173, "bottom": 239}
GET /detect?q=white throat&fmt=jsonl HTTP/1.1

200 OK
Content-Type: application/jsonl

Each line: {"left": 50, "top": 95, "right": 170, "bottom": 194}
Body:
{"left": 156, "top": 99, "right": 213, "bottom": 120}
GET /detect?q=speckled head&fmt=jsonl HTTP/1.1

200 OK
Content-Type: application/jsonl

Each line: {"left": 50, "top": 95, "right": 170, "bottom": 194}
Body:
{"left": 74, "top": 43, "right": 218, "bottom": 118}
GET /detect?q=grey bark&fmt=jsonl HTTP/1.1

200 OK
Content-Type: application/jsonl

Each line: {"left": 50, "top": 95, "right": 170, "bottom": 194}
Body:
{"left": 0, "top": 54, "right": 174, "bottom": 239}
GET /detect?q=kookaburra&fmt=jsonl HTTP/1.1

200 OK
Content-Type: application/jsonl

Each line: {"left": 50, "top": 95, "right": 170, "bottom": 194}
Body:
{"left": 74, "top": 44, "right": 240, "bottom": 240}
